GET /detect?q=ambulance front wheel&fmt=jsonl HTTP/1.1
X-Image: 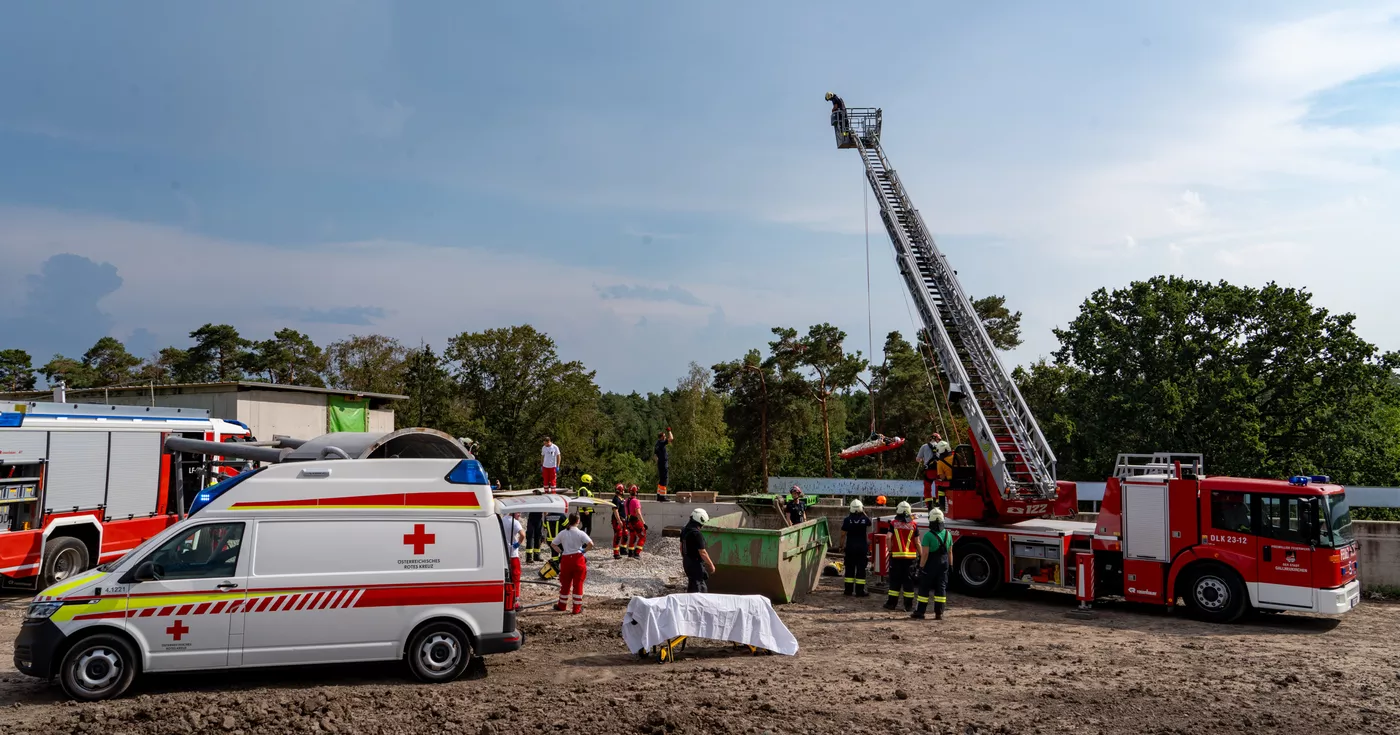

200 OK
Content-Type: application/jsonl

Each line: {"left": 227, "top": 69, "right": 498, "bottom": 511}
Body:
{"left": 59, "top": 633, "right": 138, "bottom": 701}
{"left": 407, "top": 622, "right": 475, "bottom": 683}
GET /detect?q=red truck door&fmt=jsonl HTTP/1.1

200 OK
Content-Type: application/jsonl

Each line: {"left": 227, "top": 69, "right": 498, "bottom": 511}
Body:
{"left": 1254, "top": 493, "right": 1316, "bottom": 609}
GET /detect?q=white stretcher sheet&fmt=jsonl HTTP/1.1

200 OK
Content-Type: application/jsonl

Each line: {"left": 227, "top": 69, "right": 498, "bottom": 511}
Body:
{"left": 621, "top": 594, "right": 800, "bottom": 656}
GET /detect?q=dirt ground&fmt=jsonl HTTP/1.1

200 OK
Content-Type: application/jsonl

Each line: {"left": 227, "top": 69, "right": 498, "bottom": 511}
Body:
{"left": 1, "top": 575, "right": 1397, "bottom": 735}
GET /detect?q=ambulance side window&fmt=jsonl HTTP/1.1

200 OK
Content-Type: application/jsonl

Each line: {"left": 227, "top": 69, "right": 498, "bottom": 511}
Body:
{"left": 143, "top": 522, "right": 245, "bottom": 581}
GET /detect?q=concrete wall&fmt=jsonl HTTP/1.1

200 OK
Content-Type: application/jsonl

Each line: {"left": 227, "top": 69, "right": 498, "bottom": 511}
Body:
{"left": 1356, "top": 520, "right": 1400, "bottom": 589}
{"left": 368, "top": 409, "right": 395, "bottom": 433}
{"left": 581, "top": 500, "right": 739, "bottom": 550}
{"left": 104, "top": 391, "right": 241, "bottom": 423}
{"left": 238, "top": 390, "right": 327, "bottom": 441}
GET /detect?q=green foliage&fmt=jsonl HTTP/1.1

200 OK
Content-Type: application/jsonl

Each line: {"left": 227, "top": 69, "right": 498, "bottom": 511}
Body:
{"left": 1352, "top": 507, "right": 1400, "bottom": 521}
{"left": 182, "top": 324, "right": 252, "bottom": 382}
{"left": 972, "top": 294, "right": 1023, "bottom": 351}
{"left": 249, "top": 329, "right": 327, "bottom": 387}
{"left": 81, "top": 337, "right": 142, "bottom": 387}
{"left": 1019, "top": 276, "right": 1400, "bottom": 485}
{"left": 39, "top": 354, "right": 95, "bottom": 389}
{"left": 446, "top": 325, "right": 600, "bottom": 490}
{"left": 769, "top": 324, "right": 866, "bottom": 477}
{"left": 399, "top": 344, "right": 467, "bottom": 434}
{"left": 326, "top": 334, "right": 406, "bottom": 394}
{"left": 0, "top": 349, "right": 36, "bottom": 392}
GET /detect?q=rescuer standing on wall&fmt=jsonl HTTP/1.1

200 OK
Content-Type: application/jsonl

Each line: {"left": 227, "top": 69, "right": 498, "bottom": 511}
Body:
{"left": 551, "top": 513, "right": 594, "bottom": 614}
{"left": 540, "top": 437, "right": 561, "bottom": 489}
{"left": 884, "top": 501, "right": 919, "bottom": 611}
{"left": 912, "top": 508, "right": 953, "bottom": 620}
{"left": 654, "top": 428, "right": 674, "bottom": 501}
{"left": 839, "top": 499, "right": 871, "bottom": 597}
{"left": 576, "top": 473, "right": 596, "bottom": 535}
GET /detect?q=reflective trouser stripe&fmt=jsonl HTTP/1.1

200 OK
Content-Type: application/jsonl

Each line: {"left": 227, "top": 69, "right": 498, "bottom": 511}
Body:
{"left": 844, "top": 577, "right": 855, "bottom": 583}
{"left": 903, "top": 591, "right": 917, "bottom": 598}
{"left": 934, "top": 596, "right": 946, "bottom": 603}
{"left": 917, "top": 596, "right": 929, "bottom": 603}
{"left": 888, "top": 590, "right": 900, "bottom": 597}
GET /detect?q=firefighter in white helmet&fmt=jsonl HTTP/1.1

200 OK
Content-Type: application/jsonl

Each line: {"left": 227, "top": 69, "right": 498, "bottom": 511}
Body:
{"left": 839, "top": 499, "right": 871, "bottom": 597}
{"left": 884, "top": 501, "right": 919, "bottom": 611}
{"left": 913, "top": 508, "right": 954, "bottom": 620}
{"left": 681, "top": 508, "right": 715, "bottom": 593}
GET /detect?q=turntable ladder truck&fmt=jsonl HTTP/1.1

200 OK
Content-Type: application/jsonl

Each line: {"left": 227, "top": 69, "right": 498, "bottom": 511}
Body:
{"left": 831, "top": 104, "right": 1360, "bottom": 621}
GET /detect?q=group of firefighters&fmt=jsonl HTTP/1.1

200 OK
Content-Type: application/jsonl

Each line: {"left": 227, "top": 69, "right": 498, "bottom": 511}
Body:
{"left": 500, "top": 428, "right": 958, "bottom": 620}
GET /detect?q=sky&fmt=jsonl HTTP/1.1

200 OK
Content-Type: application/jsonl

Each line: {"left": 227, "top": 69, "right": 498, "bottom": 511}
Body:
{"left": 1, "top": 1, "right": 1398, "bottom": 393}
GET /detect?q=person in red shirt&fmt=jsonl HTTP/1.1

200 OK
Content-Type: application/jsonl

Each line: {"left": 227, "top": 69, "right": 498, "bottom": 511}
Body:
{"left": 625, "top": 485, "right": 647, "bottom": 558}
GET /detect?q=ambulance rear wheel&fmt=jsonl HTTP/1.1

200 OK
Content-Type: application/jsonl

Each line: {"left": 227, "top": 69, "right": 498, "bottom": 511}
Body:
{"left": 407, "top": 622, "right": 474, "bottom": 683}
{"left": 1182, "top": 563, "right": 1248, "bottom": 624}
{"left": 953, "top": 542, "right": 1002, "bottom": 597}
{"left": 41, "top": 537, "right": 90, "bottom": 590}
{"left": 59, "top": 633, "right": 137, "bottom": 701}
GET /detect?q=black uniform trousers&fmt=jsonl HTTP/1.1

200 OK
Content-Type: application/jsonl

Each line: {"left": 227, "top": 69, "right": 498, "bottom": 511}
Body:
{"left": 525, "top": 513, "right": 543, "bottom": 562}
{"left": 915, "top": 555, "right": 950, "bottom": 617}
{"left": 886, "top": 557, "right": 917, "bottom": 609}
{"left": 579, "top": 512, "right": 593, "bottom": 535}
{"left": 842, "top": 544, "right": 868, "bottom": 596}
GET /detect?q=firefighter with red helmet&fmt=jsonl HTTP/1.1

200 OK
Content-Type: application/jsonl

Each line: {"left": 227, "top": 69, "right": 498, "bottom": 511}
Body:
{"left": 884, "top": 501, "right": 919, "bottom": 612}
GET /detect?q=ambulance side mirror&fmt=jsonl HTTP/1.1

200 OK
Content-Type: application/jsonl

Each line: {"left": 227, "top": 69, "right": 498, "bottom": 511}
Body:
{"left": 133, "top": 561, "right": 158, "bottom": 582}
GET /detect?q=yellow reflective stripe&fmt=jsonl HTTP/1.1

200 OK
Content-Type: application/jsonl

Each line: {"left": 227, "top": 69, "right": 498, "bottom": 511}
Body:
{"left": 917, "top": 596, "right": 929, "bottom": 603}
{"left": 50, "top": 597, "right": 128, "bottom": 622}
{"left": 934, "top": 596, "right": 947, "bottom": 603}
{"left": 40, "top": 570, "right": 106, "bottom": 599}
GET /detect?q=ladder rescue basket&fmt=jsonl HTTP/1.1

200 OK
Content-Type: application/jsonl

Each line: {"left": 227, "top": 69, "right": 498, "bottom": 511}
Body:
{"left": 840, "top": 435, "right": 905, "bottom": 460}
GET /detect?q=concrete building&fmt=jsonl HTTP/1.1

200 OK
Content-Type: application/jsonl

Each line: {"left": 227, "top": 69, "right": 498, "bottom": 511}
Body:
{"left": 0, "top": 382, "right": 405, "bottom": 442}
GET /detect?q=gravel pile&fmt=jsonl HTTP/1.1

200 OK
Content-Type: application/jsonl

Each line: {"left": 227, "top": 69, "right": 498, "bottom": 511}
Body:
{"left": 520, "top": 537, "right": 685, "bottom": 600}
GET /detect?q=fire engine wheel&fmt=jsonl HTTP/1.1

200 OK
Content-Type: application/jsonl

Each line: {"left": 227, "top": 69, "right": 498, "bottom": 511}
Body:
{"left": 41, "top": 537, "right": 91, "bottom": 590}
{"left": 952, "top": 542, "right": 1003, "bottom": 597}
{"left": 59, "top": 633, "right": 138, "bottom": 701}
{"left": 407, "top": 622, "right": 474, "bottom": 683}
{"left": 1182, "top": 564, "right": 1248, "bottom": 624}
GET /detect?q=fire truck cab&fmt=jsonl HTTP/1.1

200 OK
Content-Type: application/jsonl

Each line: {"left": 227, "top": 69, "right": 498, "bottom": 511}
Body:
{"left": 0, "top": 402, "right": 251, "bottom": 590}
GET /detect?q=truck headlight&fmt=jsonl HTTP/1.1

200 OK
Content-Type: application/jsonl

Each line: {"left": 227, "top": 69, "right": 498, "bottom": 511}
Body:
{"left": 23, "top": 602, "right": 63, "bottom": 621}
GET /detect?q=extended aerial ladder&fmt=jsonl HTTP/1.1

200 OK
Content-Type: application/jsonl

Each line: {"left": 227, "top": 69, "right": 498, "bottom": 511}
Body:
{"left": 830, "top": 105, "right": 1064, "bottom": 518}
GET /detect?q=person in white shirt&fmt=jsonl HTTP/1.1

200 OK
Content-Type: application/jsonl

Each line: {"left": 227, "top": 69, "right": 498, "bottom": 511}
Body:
{"left": 500, "top": 513, "right": 525, "bottom": 611}
{"left": 540, "top": 437, "right": 562, "bottom": 489}
{"left": 550, "top": 513, "right": 594, "bottom": 614}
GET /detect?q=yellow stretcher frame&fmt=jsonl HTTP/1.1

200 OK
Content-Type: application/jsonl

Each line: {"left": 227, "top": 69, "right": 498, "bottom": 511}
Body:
{"left": 643, "top": 635, "right": 774, "bottom": 664}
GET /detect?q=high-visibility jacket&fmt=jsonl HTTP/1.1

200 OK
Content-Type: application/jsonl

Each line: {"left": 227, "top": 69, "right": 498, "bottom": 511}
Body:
{"left": 891, "top": 518, "right": 920, "bottom": 559}
{"left": 577, "top": 485, "right": 595, "bottom": 514}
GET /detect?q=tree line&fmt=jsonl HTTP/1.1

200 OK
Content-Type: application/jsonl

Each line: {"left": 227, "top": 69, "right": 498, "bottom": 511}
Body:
{"left": 2, "top": 278, "right": 1397, "bottom": 499}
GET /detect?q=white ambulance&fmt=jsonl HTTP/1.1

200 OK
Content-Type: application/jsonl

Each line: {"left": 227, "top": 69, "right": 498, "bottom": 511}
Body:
{"left": 14, "top": 456, "right": 566, "bottom": 700}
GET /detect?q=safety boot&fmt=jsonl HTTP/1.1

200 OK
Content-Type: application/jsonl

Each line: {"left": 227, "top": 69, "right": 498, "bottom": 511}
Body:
{"left": 911, "top": 600, "right": 928, "bottom": 620}
{"left": 843, "top": 581, "right": 854, "bottom": 596}
{"left": 903, "top": 597, "right": 914, "bottom": 612}
{"left": 855, "top": 582, "right": 868, "bottom": 597}
{"left": 883, "top": 595, "right": 899, "bottom": 611}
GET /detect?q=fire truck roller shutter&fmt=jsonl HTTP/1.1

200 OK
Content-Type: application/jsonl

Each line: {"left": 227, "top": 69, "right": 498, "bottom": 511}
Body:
{"left": 104, "top": 432, "right": 162, "bottom": 520}
{"left": 45, "top": 432, "right": 109, "bottom": 511}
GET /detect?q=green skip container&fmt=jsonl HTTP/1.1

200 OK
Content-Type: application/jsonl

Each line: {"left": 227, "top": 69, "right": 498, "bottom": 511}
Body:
{"left": 699, "top": 511, "right": 830, "bottom": 604}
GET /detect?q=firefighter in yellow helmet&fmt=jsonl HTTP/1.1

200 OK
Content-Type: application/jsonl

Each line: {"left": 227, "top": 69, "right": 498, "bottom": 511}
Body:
{"left": 576, "top": 473, "right": 596, "bottom": 535}
{"left": 884, "top": 501, "right": 919, "bottom": 612}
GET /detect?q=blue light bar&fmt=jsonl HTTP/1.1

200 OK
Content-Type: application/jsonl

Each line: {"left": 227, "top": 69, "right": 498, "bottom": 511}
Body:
{"left": 1289, "top": 475, "right": 1311, "bottom": 485}
{"left": 1310, "top": 475, "right": 1330, "bottom": 484}
{"left": 0, "top": 413, "right": 23, "bottom": 427}
{"left": 189, "top": 468, "right": 262, "bottom": 515}
{"left": 446, "top": 459, "right": 489, "bottom": 486}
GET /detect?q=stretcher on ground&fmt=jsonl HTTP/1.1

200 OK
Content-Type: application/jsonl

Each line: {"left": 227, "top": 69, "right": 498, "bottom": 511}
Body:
{"left": 622, "top": 593, "right": 799, "bottom": 663}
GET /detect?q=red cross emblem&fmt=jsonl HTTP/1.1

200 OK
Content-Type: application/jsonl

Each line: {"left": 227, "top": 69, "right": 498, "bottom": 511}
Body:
{"left": 404, "top": 523, "right": 436, "bottom": 555}
{"left": 166, "top": 620, "right": 189, "bottom": 641}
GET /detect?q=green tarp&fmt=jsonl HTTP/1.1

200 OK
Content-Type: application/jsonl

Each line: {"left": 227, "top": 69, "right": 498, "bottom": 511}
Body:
{"left": 328, "top": 395, "right": 369, "bottom": 432}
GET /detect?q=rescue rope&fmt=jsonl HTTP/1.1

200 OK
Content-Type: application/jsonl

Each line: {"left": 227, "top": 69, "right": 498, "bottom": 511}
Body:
{"left": 898, "top": 283, "right": 950, "bottom": 439}
{"left": 863, "top": 174, "right": 877, "bottom": 435}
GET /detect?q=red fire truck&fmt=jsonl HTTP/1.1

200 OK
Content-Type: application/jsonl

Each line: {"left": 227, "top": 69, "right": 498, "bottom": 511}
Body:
{"left": 835, "top": 104, "right": 1360, "bottom": 622}
{"left": 0, "top": 402, "right": 251, "bottom": 590}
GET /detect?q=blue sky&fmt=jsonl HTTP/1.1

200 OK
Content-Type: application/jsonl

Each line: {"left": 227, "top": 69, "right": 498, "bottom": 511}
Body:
{"left": 2, "top": 2, "right": 1398, "bottom": 392}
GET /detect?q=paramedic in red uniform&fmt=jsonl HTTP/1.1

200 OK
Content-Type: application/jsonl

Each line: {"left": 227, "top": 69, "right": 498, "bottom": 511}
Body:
{"left": 540, "top": 437, "right": 561, "bottom": 489}
{"left": 551, "top": 513, "right": 594, "bottom": 614}
{"left": 500, "top": 512, "right": 525, "bottom": 610}
{"left": 625, "top": 485, "right": 647, "bottom": 558}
